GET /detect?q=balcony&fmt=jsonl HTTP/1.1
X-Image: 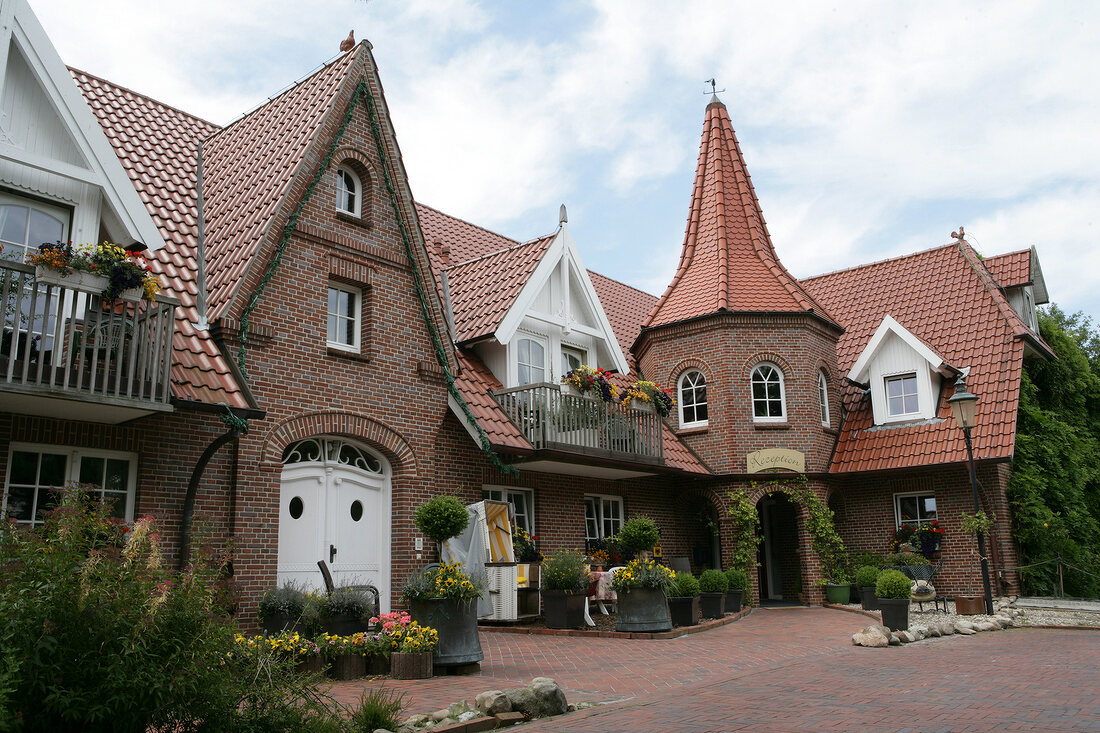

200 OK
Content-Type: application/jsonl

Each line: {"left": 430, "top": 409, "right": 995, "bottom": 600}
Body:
{"left": 1, "top": 260, "right": 177, "bottom": 423}
{"left": 492, "top": 382, "right": 664, "bottom": 466}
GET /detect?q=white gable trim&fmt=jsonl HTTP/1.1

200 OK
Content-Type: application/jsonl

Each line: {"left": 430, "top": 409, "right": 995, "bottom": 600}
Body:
{"left": 0, "top": 0, "right": 165, "bottom": 251}
{"left": 495, "top": 220, "right": 630, "bottom": 375}
{"left": 847, "top": 314, "right": 954, "bottom": 386}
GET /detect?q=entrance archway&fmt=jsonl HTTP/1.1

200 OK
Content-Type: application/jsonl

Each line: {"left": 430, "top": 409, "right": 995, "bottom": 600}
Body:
{"left": 277, "top": 436, "right": 391, "bottom": 612}
{"left": 683, "top": 494, "right": 721, "bottom": 571}
{"left": 757, "top": 493, "right": 802, "bottom": 603}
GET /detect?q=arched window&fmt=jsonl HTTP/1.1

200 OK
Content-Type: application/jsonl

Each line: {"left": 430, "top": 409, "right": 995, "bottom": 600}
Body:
{"left": 335, "top": 166, "right": 360, "bottom": 216}
{"left": 818, "top": 371, "right": 830, "bottom": 427}
{"left": 751, "top": 363, "right": 786, "bottom": 421}
{"left": 0, "top": 194, "right": 67, "bottom": 262}
{"left": 516, "top": 337, "right": 545, "bottom": 384}
{"left": 678, "top": 370, "right": 708, "bottom": 427}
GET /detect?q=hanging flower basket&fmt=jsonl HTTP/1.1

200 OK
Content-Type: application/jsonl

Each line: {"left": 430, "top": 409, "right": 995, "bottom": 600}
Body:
{"left": 34, "top": 266, "right": 142, "bottom": 302}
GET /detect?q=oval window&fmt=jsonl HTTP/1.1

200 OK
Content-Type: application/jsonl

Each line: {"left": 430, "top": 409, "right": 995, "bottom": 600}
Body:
{"left": 289, "top": 496, "right": 304, "bottom": 519}
{"left": 350, "top": 500, "right": 363, "bottom": 522}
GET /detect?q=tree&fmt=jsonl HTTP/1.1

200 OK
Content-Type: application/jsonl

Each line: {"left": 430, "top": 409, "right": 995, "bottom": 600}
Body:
{"left": 1007, "top": 306, "right": 1100, "bottom": 596}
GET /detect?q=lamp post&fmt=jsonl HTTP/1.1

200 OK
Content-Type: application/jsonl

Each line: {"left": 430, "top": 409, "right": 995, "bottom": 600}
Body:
{"left": 947, "top": 377, "right": 995, "bottom": 615}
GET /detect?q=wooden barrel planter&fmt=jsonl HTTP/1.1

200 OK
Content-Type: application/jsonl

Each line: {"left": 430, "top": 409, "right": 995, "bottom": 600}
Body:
{"left": 616, "top": 588, "right": 672, "bottom": 632}
{"left": 390, "top": 651, "right": 432, "bottom": 680}
{"left": 409, "top": 597, "right": 483, "bottom": 666}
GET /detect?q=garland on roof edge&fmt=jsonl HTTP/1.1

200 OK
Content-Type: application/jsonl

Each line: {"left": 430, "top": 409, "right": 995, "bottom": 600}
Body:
{"left": 234, "top": 79, "right": 516, "bottom": 476}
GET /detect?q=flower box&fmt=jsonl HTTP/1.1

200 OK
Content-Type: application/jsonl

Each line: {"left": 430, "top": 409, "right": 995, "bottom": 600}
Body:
{"left": 390, "top": 651, "right": 432, "bottom": 680}
{"left": 35, "top": 266, "right": 142, "bottom": 302}
{"left": 328, "top": 653, "right": 366, "bottom": 680}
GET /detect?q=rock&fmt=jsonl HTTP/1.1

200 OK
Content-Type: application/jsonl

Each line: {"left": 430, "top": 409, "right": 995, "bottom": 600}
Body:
{"left": 475, "top": 690, "right": 512, "bottom": 715}
{"left": 457, "top": 711, "right": 479, "bottom": 722}
{"left": 448, "top": 701, "right": 474, "bottom": 717}
{"left": 937, "top": 621, "right": 956, "bottom": 636}
{"left": 431, "top": 709, "right": 451, "bottom": 723}
{"left": 374, "top": 729, "right": 395, "bottom": 733}
{"left": 888, "top": 633, "right": 901, "bottom": 645}
{"left": 995, "top": 615, "right": 1014, "bottom": 627}
{"left": 851, "top": 625, "right": 889, "bottom": 647}
{"left": 977, "top": 621, "right": 1000, "bottom": 631}
{"left": 504, "top": 678, "right": 568, "bottom": 719}
{"left": 911, "top": 625, "right": 929, "bottom": 640}
{"left": 929, "top": 624, "right": 942, "bottom": 637}
{"left": 954, "top": 621, "right": 977, "bottom": 634}
{"left": 954, "top": 619, "right": 978, "bottom": 631}
{"left": 404, "top": 715, "right": 430, "bottom": 728}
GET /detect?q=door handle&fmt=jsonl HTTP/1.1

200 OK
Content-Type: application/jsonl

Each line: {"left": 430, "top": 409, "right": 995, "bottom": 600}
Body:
{"left": 329, "top": 544, "right": 337, "bottom": 563}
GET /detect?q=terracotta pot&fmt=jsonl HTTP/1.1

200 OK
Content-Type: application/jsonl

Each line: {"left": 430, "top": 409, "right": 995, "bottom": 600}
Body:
{"left": 390, "top": 651, "right": 432, "bottom": 680}
{"left": 954, "top": 595, "right": 987, "bottom": 615}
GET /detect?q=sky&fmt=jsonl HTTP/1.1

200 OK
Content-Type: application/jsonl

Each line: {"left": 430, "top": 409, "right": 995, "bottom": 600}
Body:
{"left": 33, "top": 0, "right": 1100, "bottom": 321}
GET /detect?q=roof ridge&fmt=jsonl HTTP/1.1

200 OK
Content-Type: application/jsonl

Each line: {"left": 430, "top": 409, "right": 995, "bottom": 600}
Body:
{"left": 210, "top": 46, "right": 363, "bottom": 142}
{"left": 445, "top": 233, "right": 553, "bottom": 272}
{"left": 416, "top": 202, "right": 524, "bottom": 247}
{"left": 801, "top": 242, "right": 959, "bottom": 283}
{"left": 68, "top": 66, "right": 222, "bottom": 131}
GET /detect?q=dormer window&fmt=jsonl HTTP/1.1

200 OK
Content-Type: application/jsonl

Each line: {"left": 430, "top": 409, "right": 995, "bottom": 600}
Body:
{"left": 335, "top": 166, "right": 360, "bottom": 216}
{"left": 751, "top": 363, "right": 786, "bottom": 422}
{"left": 517, "top": 337, "right": 546, "bottom": 384}
{"left": 885, "top": 373, "right": 919, "bottom": 417}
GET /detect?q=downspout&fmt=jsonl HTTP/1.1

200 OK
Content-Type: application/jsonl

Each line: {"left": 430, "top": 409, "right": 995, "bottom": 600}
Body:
{"left": 178, "top": 408, "right": 249, "bottom": 570}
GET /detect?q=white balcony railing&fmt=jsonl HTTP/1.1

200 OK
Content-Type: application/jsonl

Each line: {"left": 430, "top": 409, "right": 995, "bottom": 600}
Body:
{"left": 1, "top": 260, "right": 176, "bottom": 408}
{"left": 492, "top": 382, "right": 664, "bottom": 463}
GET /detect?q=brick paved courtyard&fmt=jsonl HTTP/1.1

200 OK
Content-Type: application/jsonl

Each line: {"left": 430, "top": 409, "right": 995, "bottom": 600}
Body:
{"left": 333, "top": 607, "right": 1100, "bottom": 731}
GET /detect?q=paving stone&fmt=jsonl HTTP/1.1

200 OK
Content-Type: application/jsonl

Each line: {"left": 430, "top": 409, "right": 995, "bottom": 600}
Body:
{"left": 495, "top": 712, "right": 526, "bottom": 728}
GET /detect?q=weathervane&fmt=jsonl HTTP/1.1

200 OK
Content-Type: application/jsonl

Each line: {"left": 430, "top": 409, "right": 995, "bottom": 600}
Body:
{"left": 704, "top": 78, "right": 726, "bottom": 96}
{"left": 951, "top": 226, "right": 966, "bottom": 243}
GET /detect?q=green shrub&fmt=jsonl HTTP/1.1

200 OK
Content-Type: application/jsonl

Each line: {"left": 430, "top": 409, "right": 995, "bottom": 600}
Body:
{"left": 402, "top": 562, "right": 485, "bottom": 602}
{"left": 854, "top": 565, "right": 880, "bottom": 588}
{"left": 724, "top": 567, "right": 748, "bottom": 591}
{"left": 0, "top": 489, "right": 344, "bottom": 731}
{"left": 540, "top": 549, "right": 589, "bottom": 593}
{"left": 669, "top": 572, "right": 700, "bottom": 597}
{"left": 875, "top": 569, "right": 912, "bottom": 599}
{"left": 414, "top": 495, "right": 469, "bottom": 543}
{"left": 349, "top": 686, "right": 406, "bottom": 731}
{"left": 259, "top": 583, "right": 309, "bottom": 620}
{"left": 616, "top": 516, "right": 660, "bottom": 553}
{"left": 851, "top": 550, "right": 888, "bottom": 569}
{"left": 698, "top": 568, "right": 729, "bottom": 593}
{"left": 884, "top": 552, "right": 931, "bottom": 566}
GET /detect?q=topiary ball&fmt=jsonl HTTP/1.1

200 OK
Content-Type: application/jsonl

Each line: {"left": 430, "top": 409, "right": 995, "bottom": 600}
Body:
{"left": 724, "top": 567, "right": 748, "bottom": 591}
{"left": 414, "top": 495, "right": 469, "bottom": 543}
{"left": 875, "top": 568, "right": 912, "bottom": 599}
{"left": 670, "top": 571, "right": 700, "bottom": 598}
{"left": 617, "top": 516, "right": 660, "bottom": 553}
{"left": 854, "top": 565, "right": 880, "bottom": 588}
{"left": 698, "top": 569, "right": 729, "bottom": 593}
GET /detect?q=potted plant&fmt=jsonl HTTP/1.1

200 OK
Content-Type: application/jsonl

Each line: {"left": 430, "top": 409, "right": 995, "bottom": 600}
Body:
{"left": 258, "top": 583, "right": 309, "bottom": 636}
{"left": 724, "top": 567, "right": 748, "bottom": 613}
{"left": 374, "top": 611, "right": 438, "bottom": 680}
{"left": 617, "top": 515, "right": 661, "bottom": 559}
{"left": 875, "top": 568, "right": 912, "bottom": 631}
{"left": 242, "top": 630, "right": 323, "bottom": 674}
{"left": 955, "top": 510, "right": 996, "bottom": 615}
{"left": 317, "top": 632, "right": 368, "bottom": 680}
{"left": 666, "top": 571, "right": 701, "bottom": 627}
{"left": 414, "top": 494, "right": 470, "bottom": 555}
{"left": 618, "top": 380, "right": 675, "bottom": 417}
{"left": 560, "top": 365, "right": 619, "bottom": 402}
{"left": 318, "top": 586, "right": 375, "bottom": 635}
{"left": 403, "top": 561, "right": 484, "bottom": 666}
{"left": 610, "top": 558, "right": 675, "bottom": 632}
{"left": 698, "top": 569, "right": 728, "bottom": 619}
{"left": 823, "top": 567, "right": 853, "bottom": 605}
{"left": 854, "top": 565, "right": 880, "bottom": 611}
{"left": 539, "top": 549, "right": 589, "bottom": 629}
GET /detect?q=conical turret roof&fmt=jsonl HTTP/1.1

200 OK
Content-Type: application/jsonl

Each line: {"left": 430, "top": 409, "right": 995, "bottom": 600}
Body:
{"left": 644, "top": 97, "right": 834, "bottom": 328}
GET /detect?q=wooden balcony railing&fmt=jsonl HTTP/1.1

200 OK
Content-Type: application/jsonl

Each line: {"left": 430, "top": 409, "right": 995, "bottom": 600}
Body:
{"left": 492, "top": 382, "right": 664, "bottom": 463}
{"left": 1, "top": 260, "right": 177, "bottom": 409}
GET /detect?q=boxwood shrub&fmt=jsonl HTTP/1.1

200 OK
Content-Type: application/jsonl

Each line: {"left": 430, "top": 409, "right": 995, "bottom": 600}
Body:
{"left": 669, "top": 571, "right": 700, "bottom": 598}
{"left": 414, "top": 495, "right": 469, "bottom": 543}
{"left": 854, "top": 565, "right": 880, "bottom": 588}
{"left": 698, "top": 568, "right": 729, "bottom": 593}
{"left": 724, "top": 567, "right": 748, "bottom": 591}
{"left": 875, "top": 568, "right": 913, "bottom": 599}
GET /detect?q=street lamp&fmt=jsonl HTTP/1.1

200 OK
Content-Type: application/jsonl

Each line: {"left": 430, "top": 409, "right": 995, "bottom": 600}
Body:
{"left": 947, "top": 377, "right": 995, "bottom": 615}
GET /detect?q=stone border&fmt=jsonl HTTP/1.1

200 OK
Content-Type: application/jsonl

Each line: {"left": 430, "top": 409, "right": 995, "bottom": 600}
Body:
{"left": 478, "top": 607, "right": 751, "bottom": 640}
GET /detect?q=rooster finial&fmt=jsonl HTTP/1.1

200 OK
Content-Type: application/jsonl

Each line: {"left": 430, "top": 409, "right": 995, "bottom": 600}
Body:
{"left": 340, "top": 30, "right": 355, "bottom": 52}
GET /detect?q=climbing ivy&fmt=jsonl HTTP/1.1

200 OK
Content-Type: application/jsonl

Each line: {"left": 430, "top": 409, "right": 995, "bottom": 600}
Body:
{"left": 725, "top": 487, "right": 761, "bottom": 606}
{"left": 790, "top": 484, "right": 847, "bottom": 583}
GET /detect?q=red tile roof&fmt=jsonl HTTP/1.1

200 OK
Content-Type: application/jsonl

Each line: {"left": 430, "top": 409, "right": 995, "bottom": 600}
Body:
{"left": 72, "top": 69, "right": 250, "bottom": 409}
{"left": 802, "top": 242, "right": 1038, "bottom": 473}
{"left": 445, "top": 235, "right": 554, "bottom": 343}
{"left": 588, "top": 270, "right": 657, "bottom": 371}
{"left": 645, "top": 98, "right": 835, "bottom": 329}
{"left": 982, "top": 249, "right": 1032, "bottom": 289}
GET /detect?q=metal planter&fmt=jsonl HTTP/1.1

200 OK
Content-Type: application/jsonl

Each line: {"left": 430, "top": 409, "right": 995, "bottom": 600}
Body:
{"left": 616, "top": 587, "right": 672, "bottom": 632}
{"left": 409, "top": 597, "right": 484, "bottom": 666}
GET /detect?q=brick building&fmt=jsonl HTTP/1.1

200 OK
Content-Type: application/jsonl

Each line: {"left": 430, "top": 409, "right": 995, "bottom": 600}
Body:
{"left": 1, "top": 1, "right": 1052, "bottom": 621}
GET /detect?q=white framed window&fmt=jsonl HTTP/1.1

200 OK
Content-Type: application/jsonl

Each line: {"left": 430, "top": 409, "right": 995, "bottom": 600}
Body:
{"left": 560, "top": 345, "right": 585, "bottom": 377}
{"left": 3, "top": 444, "right": 137, "bottom": 526}
{"left": 0, "top": 194, "right": 68, "bottom": 263}
{"left": 516, "top": 337, "right": 546, "bottom": 384}
{"left": 335, "top": 166, "right": 361, "bottom": 216}
{"left": 482, "top": 486, "right": 534, "bottom": 533}
{"left": 678, "top": 370, "right": 708, "bottom": 427}
{"left": 327, "top": 283, "right": 360, "bottom": 352}
{"left": 885, "top": 372, "right": 919, "bottom": 417}
{"left": 584, "top": 494, "right": 623, "bottom": 542}
{"left": 894, "top": 492, "right": 937, "bottom": 529}
{"left": 818, "top": 371, "right": 831, "bottom": 427}
{"left": 751, "top": 363, "right": 786, "bottom": 422}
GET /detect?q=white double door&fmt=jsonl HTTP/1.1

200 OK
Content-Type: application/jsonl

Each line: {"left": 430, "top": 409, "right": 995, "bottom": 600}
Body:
{"left": 277, "top": 461, "right": 390, "bottom": 612}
